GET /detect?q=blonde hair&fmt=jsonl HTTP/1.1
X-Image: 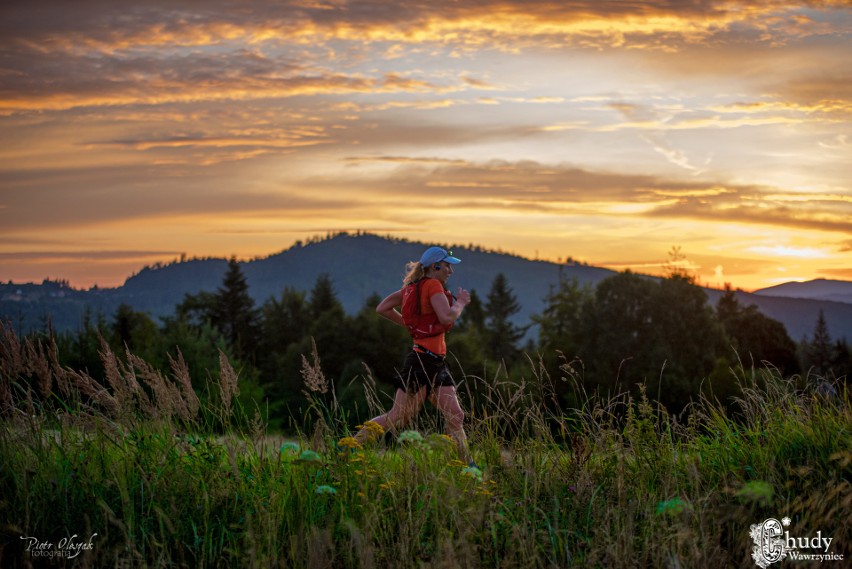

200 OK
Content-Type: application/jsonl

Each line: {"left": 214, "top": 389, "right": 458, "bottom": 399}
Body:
{"left": 402, "top": 261, "right": 425, "bottom": 285}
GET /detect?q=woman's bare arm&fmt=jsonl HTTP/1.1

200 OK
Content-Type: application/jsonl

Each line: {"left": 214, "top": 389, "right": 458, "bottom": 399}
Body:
{"left": 429, "top": 287, "right": 471, "bottom": 326}
{"left": 376, "top": 289, "right": 405, "bottom": 327}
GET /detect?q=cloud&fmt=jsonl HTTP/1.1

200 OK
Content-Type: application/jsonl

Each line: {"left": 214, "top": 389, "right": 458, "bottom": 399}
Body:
{"left": 818, "top": 267, "right": 852, "bottom": 279}
{"left": 0, "top": 250, "right": 185, "bottom": 262}
{"left": 302, "top": 157, "right": 852, "bottom": 234}
{"left": 1, "top": 1, "right": 848, "bottom": 114}
{"left": 0, "top": 163, "right": 355, "bottom": 231}
{"left": 0, "top": 0, "right": 849, "bottom": 291}
{"left": 745, "top": 245, "right": 830, "bottom": 259}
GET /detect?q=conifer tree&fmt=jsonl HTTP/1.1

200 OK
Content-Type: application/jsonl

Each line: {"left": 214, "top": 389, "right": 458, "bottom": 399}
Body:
{"left": 484, "top": 273, "right": 525, "bottom": 365}
{"left": 308, "top": 273, "right": 343, "bottom": 319}
{"left": 212, "top": 257, "right": 260, "bottom": 362}
{"left": 809, "top": 309, "right": 832, "bottom": 376}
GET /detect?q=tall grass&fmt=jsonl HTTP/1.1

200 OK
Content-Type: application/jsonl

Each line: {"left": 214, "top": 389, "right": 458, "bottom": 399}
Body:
{"left": 0, "top": 323, "right": 849, "bottom": 568}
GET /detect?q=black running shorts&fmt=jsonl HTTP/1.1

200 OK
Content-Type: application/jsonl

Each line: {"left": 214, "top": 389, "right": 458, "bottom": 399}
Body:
{"left": 392, "top": 349, "right": 455, "bottom": 394}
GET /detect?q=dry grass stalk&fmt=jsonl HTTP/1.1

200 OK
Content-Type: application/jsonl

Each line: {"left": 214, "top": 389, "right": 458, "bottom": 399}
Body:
{"left": 169, "top": 349, "right": 199, "bottom": 419}
{"left": 0, "top": 322, "right": 25, "bottom": 378}
{"left": 0, "top": 323, "right": 24, "bottom": 413}
{"left": 359, "top": 363, "right": 386, "bottom": 421}
{"left": 218, "top": 350, "right": 239, "bottom": 416}
{"left": 127, "top": 353, "right": 188, "bottom": 421}
{"left": 0, "top": 341, "right": 14, "bottom": 415}
{"left": 50, "top": 345, "right": 76, "bottom": 403}
{"left": 120, "top": 347, "right": 155, "bottom": 419}
{"left": 306, "top": 526, "right": 334, "bottom": 569}
{"left": 100, "top": 338, "right": 133, "bottom": 413}
{"left": 0, "top": 323, "right": 207, "bottom": 427}
{"left": 0, "top": 368, "right": 11, "bottom": 414}
{"left": 66, "top": 368, "right": 121, "bottom": 417}
{"left": 300, "top": 337, "right": 327, "bottom": 394}
{"left": 25, "top": 338, "right": 53, "bottom": 398}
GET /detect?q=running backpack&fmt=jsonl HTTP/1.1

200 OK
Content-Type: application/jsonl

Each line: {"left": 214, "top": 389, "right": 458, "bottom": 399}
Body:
{"left": 400, "top": 278, "right": 454, "bottom": 339}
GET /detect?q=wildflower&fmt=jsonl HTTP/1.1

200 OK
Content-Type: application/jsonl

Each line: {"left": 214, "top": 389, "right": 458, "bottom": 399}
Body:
{"left": 736, "top": 480, "right": 774, "bottom": 506}
{"left": 295, "top": 450, "right": 322, "bottom": 464}
{"left": 279, "top": 441, "right": 301, "bottom": 454}
{"left": 315, "top": 485, "right": 337, "bottom": 495}
{"left": 427, "top": 433, "right": 455, "bottom": 450}
{"left": 379, "top": 481, "right": 397, "bottom": 490}
{"left": 656, "top": 497, "right": 689, "bottom": 516}
{"left": 461, "top": 466, "right": 483, "bottom": 481}
{"left": 337, "top": 436, "right": 362, "bottom": 450}
{"left": 448, "top": 459, "right": 467, "bottom": 468}
{"left": 359, "top": 421, "right": 385, "bottom": 437}
{"left": 397, "top": 430, "right": 424, "bottom": 444}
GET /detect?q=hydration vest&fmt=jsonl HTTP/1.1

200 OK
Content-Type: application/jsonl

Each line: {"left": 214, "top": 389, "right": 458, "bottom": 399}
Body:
{"left": 400, "top": 278, "right": 454, "bottom": 339}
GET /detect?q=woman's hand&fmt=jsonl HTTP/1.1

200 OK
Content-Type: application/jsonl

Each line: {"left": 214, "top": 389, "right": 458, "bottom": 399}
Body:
{"left": 455, "top": 287, "right": 471, "bottom": 307}
{"left": 431, "top": 287, "right": 471, "bottom": 326}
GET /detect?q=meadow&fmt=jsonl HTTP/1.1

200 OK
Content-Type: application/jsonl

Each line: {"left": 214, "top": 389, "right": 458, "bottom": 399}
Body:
{"left": 0, "top": 325, "right": 849, "bottom": 568}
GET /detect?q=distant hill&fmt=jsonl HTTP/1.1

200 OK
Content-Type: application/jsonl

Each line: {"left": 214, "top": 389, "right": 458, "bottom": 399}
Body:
{"left": 118, "top": 233, "right": 618, "bottom": 336}
{"left": 2, "top": 233, "right": 852, "bottom": 343}
{"left": 753, "top": 278, "right": 852, "bottom": 305}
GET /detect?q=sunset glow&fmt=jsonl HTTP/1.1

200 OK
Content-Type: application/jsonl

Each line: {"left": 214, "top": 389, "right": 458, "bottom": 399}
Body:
{"left": 1, "top": 0, "right": 850, "bottom": 290}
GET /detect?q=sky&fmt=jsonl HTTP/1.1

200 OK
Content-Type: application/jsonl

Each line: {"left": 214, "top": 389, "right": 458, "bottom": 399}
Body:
{"left": 1, "top": 0, "right": 850, "bottom": 292}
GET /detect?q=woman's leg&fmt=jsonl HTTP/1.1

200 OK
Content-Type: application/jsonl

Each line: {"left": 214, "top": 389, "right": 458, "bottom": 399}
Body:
{"left": 430, "top": 386, "right": 471, "bottom": 464}
{"left": 356, "top": 387, "right": 427, "bottom": 443}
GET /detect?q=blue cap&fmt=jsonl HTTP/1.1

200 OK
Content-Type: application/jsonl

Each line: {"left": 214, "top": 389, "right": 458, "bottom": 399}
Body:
{"left": 420, "top": 246, "right": 460, "bottom": 266}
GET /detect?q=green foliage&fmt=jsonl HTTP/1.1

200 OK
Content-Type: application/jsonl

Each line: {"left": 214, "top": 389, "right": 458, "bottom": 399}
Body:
{"left": 212, "top": 257, "right": 261, "bottom": 363}
{"left": 15, "top": 266, "right": 845, "bottom": 436}
{"left": 484, "top": 273, "right": 526, "bottom": 368}
{"left": 570, "top": 272, "right": 729, "bottom": 412}
{"left": 2, "top": 333, "right": 849, "bottom": 568}
{"left": 716, "top": 285, "right": 798, "bottom": 375}
{"left": 797, "top": 309, "right": 852, "bottom": 383}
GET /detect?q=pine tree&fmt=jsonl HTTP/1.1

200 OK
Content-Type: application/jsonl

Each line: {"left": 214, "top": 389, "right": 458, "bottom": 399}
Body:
{"left": 484, "top": 273, "right": 525, "bottom": 365}
{"left": 308, "top": 273, "right": 343, "bottom": 319}
{"left": 715, "top": 285, "right": 798, "bottom": 374}
{"left": 809, "top": 309, "right": 832, "bottom": 376}
{"left": 213, "top": 257, "right": 260, "bottom": 362}
{"left": 457, "top": 289, "right": 485, "bottom": 332}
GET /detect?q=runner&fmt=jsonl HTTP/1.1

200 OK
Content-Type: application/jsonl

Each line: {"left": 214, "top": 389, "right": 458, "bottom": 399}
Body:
{"left": 355, "top": 246, "right": 473, "bottom": 464}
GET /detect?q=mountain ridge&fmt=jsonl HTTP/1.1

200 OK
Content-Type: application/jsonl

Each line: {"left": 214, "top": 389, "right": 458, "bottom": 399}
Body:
{"left": 753, "top": 278, "right": 852, "bottom": 305}
{"left": 2, "top": 233, "right": 851, "bottom": 343}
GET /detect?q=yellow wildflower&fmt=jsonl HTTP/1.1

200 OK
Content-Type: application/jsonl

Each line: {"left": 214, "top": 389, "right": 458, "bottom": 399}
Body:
{"left": 362, "top": 421, "right": 385, "bottom": 436}
{"left": 355, "top": 421, "right": 385, "bottom": 443}
{"left": 337, "top": 436, "right": 362, "bottom": 450}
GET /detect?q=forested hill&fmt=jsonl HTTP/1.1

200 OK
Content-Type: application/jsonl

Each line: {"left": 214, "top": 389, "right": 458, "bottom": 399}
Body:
{"left": 116, "top": 233, "right": 618, "bottom": 336}
{"left": 2, "top": 232, "right": 852, "bottom": 342}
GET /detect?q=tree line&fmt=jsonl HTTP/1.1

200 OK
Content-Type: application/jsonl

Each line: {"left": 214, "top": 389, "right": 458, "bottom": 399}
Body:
{"left": 27, "top": 258, "right": 852, "bottom": 430}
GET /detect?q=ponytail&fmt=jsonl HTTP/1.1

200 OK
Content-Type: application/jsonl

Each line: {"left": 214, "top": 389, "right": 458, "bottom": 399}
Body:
{"left": 402, "top": 261, "right": 424, "bottom": 286}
